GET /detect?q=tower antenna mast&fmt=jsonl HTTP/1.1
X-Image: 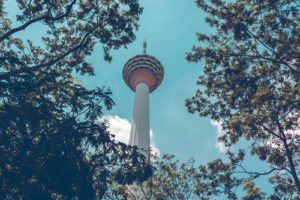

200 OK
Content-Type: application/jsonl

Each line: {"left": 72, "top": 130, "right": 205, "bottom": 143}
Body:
{"left": 143, "top": 40, "right": 147, "bottom": 54}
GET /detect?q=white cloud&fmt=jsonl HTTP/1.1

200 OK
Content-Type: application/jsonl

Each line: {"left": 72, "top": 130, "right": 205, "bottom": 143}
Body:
{"left": 211, "top": 120, "right": 227, "bottom": 153}
{"left": 100, "top": 115, "right": 160, "bottom": 156}
{"left": 210, "top": 115, "right": 299, "bottom": 154}
{"left": 102, "top": 115, "right": 131, "bottom": 144}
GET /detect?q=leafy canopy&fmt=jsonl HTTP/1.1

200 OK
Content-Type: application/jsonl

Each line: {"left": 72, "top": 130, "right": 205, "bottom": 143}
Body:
{"left": 105, "top": 154, "right": 266, "bottom": 200}
{"left": 104, "top": 154, "right": 200, "bottom": 200}
{"left": 185, "top": 0, "right": 299, "bottom": 199}
{"left": 0, "top": 0, "right": 152, "bottom": 199}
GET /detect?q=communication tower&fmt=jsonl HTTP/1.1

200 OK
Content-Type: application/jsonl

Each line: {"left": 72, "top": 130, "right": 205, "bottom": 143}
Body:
{"left": 122, "top": 41, "right": 164, "bottom": 154}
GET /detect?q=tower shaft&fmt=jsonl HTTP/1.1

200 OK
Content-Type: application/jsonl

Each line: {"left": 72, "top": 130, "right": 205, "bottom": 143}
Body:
{"left": 129, "top": 82, "right": 150, "bottom": 153}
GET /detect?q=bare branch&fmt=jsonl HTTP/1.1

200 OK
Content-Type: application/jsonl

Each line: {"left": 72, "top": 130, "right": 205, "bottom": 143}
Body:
{"left": 236, "top": 164, "right": 282, "bottom": 178}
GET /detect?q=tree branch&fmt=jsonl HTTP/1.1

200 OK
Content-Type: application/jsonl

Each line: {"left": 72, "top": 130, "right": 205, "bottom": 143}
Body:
{"left": 246, "top": 30, "right": 298, "bottom": 73}
{"left": 125, "top": 185, "right": 138, "bottom": 200}
{"left": 261, "top": 124, "right": 283, "bottom": 140}
{"left": 0, "top": 25, "right": 97, "bottom": 79}
{"left": 0, "top": 0, "right": 77, "bottom": 43}
{"left": 138, "top": 182, "right": 150, "bottom": 200}
{"left": 236, "top": 164, "right": 282, "bottom": 179}
{"left": 275, "top": 119, "right": 300, "bottom": 192}
{"left": 0, "top": 15, "right": 47, "bottom": 43}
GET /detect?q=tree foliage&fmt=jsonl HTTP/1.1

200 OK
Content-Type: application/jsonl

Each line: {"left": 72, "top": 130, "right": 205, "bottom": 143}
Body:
{"left": 0, "top": 0, "right": 151, "bottom": 199}
{"left": 185, "top": 0, "right": 299, "bottom": 198}
{"left": 105, "top": 154, "right": 268, "bottom": 200}
{"left": 104, "top": 154, "right": 199, "bottom": 200}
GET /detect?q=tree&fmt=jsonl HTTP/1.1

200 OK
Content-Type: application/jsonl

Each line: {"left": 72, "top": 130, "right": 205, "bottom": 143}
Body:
{"left": 185, "top": 0, "right": 299, "bottom": 199}
{"left": 0, "top": 0, "right": 151, "bottom": 199}
{"left": 104, "top": 154, "right": 267, "bottom": 200}
{"left": 104, "top": 154, "right": 200, "bottom": 200}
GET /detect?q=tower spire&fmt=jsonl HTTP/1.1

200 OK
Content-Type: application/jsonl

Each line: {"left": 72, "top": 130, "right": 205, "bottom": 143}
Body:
{"left": 143, "top": 40, "right": 147, "bottom": 54}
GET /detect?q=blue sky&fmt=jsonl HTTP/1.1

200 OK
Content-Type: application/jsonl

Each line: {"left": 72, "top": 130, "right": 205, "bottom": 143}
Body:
{"left": 4, "top": 0, "right": 275, "bottom": 197}
{"left": 85, "top": 0, "right": 224, "bottom": 163}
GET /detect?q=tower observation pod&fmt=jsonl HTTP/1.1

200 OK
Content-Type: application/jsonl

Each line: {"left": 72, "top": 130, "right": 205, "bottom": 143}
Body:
{"left": 123, "top": 41, "right": 164, "bottom": 155}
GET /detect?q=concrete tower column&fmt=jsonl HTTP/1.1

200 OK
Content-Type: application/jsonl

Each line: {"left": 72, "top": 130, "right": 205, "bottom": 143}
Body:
{"left": 129, "top": 82, "right": 150, "bottom": 153}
